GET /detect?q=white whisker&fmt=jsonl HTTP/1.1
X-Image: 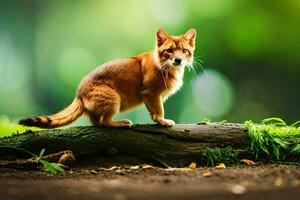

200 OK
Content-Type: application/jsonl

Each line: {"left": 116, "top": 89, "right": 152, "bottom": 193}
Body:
{"left": 158, "top": 61, "right": 169, "bottom": 89}
{"left": 192, "top": 58, "right": 207, "bottom": 77}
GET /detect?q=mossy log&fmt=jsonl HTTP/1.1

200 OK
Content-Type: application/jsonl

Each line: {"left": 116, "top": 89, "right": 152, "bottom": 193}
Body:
{"left": 0, "top": 123, "right": 247, "bottom": 167}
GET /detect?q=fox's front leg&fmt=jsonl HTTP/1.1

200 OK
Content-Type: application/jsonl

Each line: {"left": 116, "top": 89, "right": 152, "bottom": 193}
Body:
{"left": 142, "top": 94, "right": 175, "bottom": 127}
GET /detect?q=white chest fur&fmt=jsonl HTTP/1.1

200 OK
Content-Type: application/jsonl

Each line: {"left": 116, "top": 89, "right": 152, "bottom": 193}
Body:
{"left": 162, "top": 67, "right": 185, "bottom": 101}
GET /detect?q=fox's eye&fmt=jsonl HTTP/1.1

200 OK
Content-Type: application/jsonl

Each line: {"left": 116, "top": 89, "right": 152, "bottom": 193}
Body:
{"left": 166, "top": 48, "right": 173, "bottom": 53}
{"left": 182, "top": 48, "right": 188, "bottom": 53}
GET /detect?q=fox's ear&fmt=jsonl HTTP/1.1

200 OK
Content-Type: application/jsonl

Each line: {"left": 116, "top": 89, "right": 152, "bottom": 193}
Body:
{"left": 184, "top": 29, "right": 196, "bottom": 46}
{"left": 156, "top": 28, "right": 169, "bottom": 47}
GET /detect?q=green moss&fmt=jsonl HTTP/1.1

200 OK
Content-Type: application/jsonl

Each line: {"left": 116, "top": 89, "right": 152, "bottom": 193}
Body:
{"left": 245, "top": 118, "right": 300, "bottom": 160}
{"left": 199, "top": 146, "right": 245, "bottom": 166}
{"left": 0, "top": 116, "right": 41, "bottom": 139}
{"left": 198, "top": 118, "right": 300, "bottom": 167}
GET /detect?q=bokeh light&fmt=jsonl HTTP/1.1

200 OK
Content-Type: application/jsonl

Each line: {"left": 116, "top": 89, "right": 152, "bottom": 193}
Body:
{"left": 192, "top": 69, "right": 234, "bottom": 118}
{"left": 0, "top": 0, "right": 299, "bottom": 125}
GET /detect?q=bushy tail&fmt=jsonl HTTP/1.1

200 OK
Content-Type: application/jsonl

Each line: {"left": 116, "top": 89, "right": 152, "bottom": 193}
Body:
{"left": 19, "top": 98, "right": 84, "bottom": 128}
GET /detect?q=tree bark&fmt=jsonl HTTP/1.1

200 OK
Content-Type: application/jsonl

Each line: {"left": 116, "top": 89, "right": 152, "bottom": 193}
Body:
{"left": 0, "top": 123, "right": 247, "bottom": 167}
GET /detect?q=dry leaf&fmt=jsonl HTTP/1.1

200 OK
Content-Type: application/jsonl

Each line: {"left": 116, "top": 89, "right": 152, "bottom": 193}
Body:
{"left": 165, "top": 168, "right": 191, "bottom": 172}
{"left": 188, "top": 162, "right": 197, "bottom": 169}
{"left": 216, "top": 163, "right": 226, "bottom": 169}
{"left": 240, "top": 159, "right": 256, "bottom": 166}
{"left": 90, "top": 170, "right": 97, "bottom": 175}
{"left": 142, "top": 164, "right": 154, "bottom": 169}
{"left": 106, "top": 166, "right": 119, "bottom": 171}
{"left": 129, "top": 165, "right": 139, "bottom": 170}
{"left": 58, "top": 151, "right": 75, "bottom": 165}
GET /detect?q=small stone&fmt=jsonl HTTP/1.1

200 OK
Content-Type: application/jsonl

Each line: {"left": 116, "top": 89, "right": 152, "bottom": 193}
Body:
{"left": 230, "top": 184, "right": 246, "bottom": 195}
{"left": 202, "top": 171, "right": 212, "bottom": 177}
{"left": 240, "top": 159, "right": 256, "bottom": 166}
{"left": 274, "top": 177, "right": 283, "bottom": 186}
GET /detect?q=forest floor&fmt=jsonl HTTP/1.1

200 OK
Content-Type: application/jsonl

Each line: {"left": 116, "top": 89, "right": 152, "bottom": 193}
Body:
{"left": 0, "top": 164, "right": 300, "bottom": 200}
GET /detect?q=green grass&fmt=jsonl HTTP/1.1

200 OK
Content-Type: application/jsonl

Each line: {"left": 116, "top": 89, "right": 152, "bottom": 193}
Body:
{"left": 37, "top": 149, "right": 65, "bottom": 173}
{"left": 0, "top": 116, "right": 41, "bottom": 138}
{"left": 245, "top": 117, "right": 300, "bottom": 159}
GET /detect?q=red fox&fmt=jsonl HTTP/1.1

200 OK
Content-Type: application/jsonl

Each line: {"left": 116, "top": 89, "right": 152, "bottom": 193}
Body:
{"left": 19, "top": 28, "right": 196, "bottom": 128}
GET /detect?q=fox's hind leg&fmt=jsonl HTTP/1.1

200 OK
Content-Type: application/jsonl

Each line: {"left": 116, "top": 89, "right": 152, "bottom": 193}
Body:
{"left": 100, "top": 110, "right": 132, "bottom": 127}
{"left": 84, "top": 85, "right": 132, "bottom": 127}
{"left": 86, "top": 112, "right": 100, "bottom": 126}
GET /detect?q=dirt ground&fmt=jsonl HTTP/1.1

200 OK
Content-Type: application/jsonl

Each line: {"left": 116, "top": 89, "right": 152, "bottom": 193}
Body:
{"left": 0, "top": 164, "right": 300, "bottom": 200}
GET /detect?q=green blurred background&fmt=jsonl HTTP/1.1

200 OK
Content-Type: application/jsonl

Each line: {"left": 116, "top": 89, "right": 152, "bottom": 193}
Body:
{"left": 0, "top": 0, "right": 299, "bottom": 128}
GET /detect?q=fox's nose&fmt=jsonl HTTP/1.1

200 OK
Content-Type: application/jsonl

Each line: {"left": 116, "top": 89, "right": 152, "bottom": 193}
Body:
{"left": 174, "top": 58, "right": 182, "bottom": 65}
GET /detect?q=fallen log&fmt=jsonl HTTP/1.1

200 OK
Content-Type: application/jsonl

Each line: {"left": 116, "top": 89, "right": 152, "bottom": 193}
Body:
{"left": 0, "top": 123, "right": 247, "bottom": 167}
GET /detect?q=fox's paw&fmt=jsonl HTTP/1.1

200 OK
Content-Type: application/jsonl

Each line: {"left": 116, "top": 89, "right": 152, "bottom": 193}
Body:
{"left": 158, "top": 118, "right": 175, "bottom": 127}
{"left": 102, "top": 119, "right": 132, "bottom": 128}
{"left": 120, "top": 119, "right": 133, "bottom": 127}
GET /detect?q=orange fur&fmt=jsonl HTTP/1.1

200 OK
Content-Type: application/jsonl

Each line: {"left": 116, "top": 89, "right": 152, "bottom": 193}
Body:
{"left": 19, "top": 28, "right": 196, "bottom": 128}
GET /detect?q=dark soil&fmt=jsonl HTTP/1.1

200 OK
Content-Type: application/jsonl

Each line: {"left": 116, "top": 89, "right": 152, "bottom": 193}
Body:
{"left": 0, "top": 164, "right": 300, "bottom": 200}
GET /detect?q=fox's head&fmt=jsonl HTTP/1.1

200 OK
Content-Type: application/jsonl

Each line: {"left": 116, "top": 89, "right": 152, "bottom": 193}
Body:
{"left": 154, "top": 28, "right": 196, "bottom": 69}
